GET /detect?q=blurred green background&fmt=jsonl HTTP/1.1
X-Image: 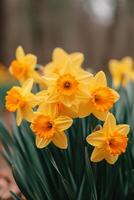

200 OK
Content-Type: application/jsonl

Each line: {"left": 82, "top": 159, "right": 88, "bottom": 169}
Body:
{"left": 0, "top": 0, "right": 134, "bottom": 71}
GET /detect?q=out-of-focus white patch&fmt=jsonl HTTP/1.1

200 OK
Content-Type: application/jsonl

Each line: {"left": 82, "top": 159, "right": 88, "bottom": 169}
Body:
{"left": 82, "top": 0, "right": 115, "bottom": 26}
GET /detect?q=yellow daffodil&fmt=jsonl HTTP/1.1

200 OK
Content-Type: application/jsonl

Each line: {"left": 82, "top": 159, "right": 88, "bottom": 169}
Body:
{"left": 6, "top": 79, "right": 37, "bottom": 126}
{"left": 109, "top": 57, "right": 134, "bottom": 88}
{"left": 42, "top": 57, "right": 92, "bottom": 110}
{"left": 78, "top": 71, "right": 119, "bottom": 121}
{"left": 9, "top": 46, "right": 42, "bottom": 84}
{"left": 86, "top": 113, "right": 129, "bottom": 164}
{"left": 44, "top": 47, "right": 84, "bottom": 75}
{"left": 36, "top": 91, "right": 78, "bottom": 118}
{"left": 30, "top": 105, "right": 73, "bottom": 149}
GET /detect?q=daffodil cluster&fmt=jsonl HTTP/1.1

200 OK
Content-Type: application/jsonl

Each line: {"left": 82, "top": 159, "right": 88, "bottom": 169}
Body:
{"left": 5, "top": 47, "right": 130, "bottom": 165}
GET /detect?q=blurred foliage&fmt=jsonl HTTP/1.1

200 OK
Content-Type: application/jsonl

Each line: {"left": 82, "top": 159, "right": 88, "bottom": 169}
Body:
{"left": 0, "top": 83, "right": 134, "bottom": 199}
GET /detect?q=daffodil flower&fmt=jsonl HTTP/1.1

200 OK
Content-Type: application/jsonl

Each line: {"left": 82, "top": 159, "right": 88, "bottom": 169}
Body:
{"left": 42, "top": 56, "right": 92, "bottom": 110}
{"left": 30, "top": 105, "right": 73, "bottom": 149}
{"left": 86, "top": 113, "right": 129, "bottom": 164}
{"left": 9, "top": 46, "right": 42, "bottom": 84}
{"left": 44, "top": 47, "right": 84, "bottom": 74}
{"left": 78, "top": 71, "right": 119, "bottom": 120}
{"left": 6, "top": 79, "right": 37, "bottom": 126}
{"left": 36, "top": 91, "right": 78, "bottom": 118}
{"left": 109, "top": 57, "right": 134, "bottom": 88}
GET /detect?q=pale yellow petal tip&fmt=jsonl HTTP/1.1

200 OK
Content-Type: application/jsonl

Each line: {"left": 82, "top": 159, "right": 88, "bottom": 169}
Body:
{"left": 53, "top": 47, "right": 67, "bottom": 60}
{"left": 59, "top": 143, "right": 68, "bottom": 149}
{"left": 54, "top": 47, "right": 65, "bottom": 52}
{"left": 105, "top": 156, "right": 119, "bottom": 165}
{"left": 95, "top": 70, "right": 105, "bottom": 77}
{"left": 16, "top": 46, "right": 25, "bottom": 61}
{"left": 16, "top": 120, "right": 22, "bottom": 126}
{"left": 52, "top": 132, "right": 68, "bottom": 149}
{"left": 16, "top": 46, "right": 25, "bottom": 55}
{"left": 36, "top": 137, "right": 50, "bottom": 149}
{"left": 122, "top": 56, "right": 133, "bottom": 63}
{"left": 53, "top": 140, "right": 68, "bottom": 149}
{"left": 109, "top": 59, "right": 118, "bottom": 66}
{"left": 91, "top": 157, "right": 118, "bottom": 165}
{"left": 125, "top": 125, "right": 130, "bottom": 134}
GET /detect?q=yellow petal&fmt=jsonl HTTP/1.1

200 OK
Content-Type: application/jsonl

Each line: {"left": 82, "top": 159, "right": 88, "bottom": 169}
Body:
{"left": 22, "top": 78, "right": 33, "bottom": 95}
{"left": 44, "top": 62, "right": 55, "bottom": 74}
{"left": 86, "top": 130, "right": 105, "bottom": 147}
{"left": 30, "top": 70, "right": 43, "bottom": 85}
{"left": 37, "top": 103, "right": 58, "bottom": 118}
{"left": 16, "top": 46, "right": 25, "bottom": 61}
{"left": 47, "top": 88, "right": 59, "bottom": 103}
{"left": 36, "top": 136, "right": 51, "bottom": 148}
{"left": 78, "top": 102, "right": 91, "bottom": 118}
{"left": 76, "top": 72, "right": 93, "bottom": 84}
{"left": 54, "top": 116, "right": 73, "bottom": 132}
{"left": 103, "top": 113, "right": 116, "bottom": 136}
{"left": 122, "top": 57, "right": 133, "bottom": 70}
{"left": 116, "top": 125, "right": 130, "bottom": 135}
{"left": 77, "top": 84, "right": 91, "bottom": 100}
{"left": 60, "top": 95, "right": 74, "bottom": 107}
{"left": 21, "top": 106, "right": 34, "bottom": 122}
{"left": 52, "top": 131, "right": 68, "bottom": 149}
{"left": 60, "top": 55, "right": 84, "bottom": 75}
{"left": 43, "top": 73, "right": 58, "bottom": 86}
{"left": 69, "top": 54, "right": 84, "bottom": 68}
{"left": 53, "top": 48, "right": 68, "bottom": 65}
{"left": 92, "top": 110, "right": 108, "bottom": 121}
{"left": 105, "top": 153, "right": 118, "bottom": 164}
{"left": 70, "top": 52, "right": 84, "bottom": 65}
{"left": 24, "top": 54, "right": 37, "bottom": 69}
{"left": 59, "top": 104, "right": 78, "bottom": 118}
{"left": 112, "top": 76, "right": 121, "bottom": 88}
{"left": 109, "top": 60, "right": 120, "bottom": 76}
{"left": 16, "top": 109, "right": 22, "bottom": 126}
{"left": 94, "top": 71, "right": 107, "bottom": 87}
{"left": 91, "top": 147, "right": 105, "bottom": 162}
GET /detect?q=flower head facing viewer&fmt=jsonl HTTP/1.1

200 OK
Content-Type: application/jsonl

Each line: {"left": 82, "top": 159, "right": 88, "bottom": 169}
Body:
{"left": 31, "top": 104, "right": 73, "bottom": 149}
{"left": 109, "top": 57, "right": 134, "bottom": 88}
{"left": 78, "top": 71, "right": 119, "bottom": 121}
{"left": 44, "top": 47, "right": 84, "bottom": 75}
{"left": 43, "top": 55, "right": 93, "bottom": 111}
{"left": 86, "top": 113, "right": 129, "bottom": 164}
{"left": 9, "top": 46, "right": 41, "bottom": 84}
{"left": 6, "top": 79, "right": 37, "bottom": 126}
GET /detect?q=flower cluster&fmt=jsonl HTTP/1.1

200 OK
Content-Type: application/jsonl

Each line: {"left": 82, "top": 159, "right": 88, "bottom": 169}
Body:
{"left": 5, "top": 47, "right": 130, "bottom": 164}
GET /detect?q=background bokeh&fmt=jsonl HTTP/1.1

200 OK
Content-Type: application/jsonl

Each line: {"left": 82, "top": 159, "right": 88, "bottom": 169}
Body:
{"left": 0, "top": 0, "right": 134, "bottom": 71}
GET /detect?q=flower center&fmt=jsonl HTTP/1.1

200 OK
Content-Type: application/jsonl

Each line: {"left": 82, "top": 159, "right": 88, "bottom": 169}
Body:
{"left": 31, "top": 115, "right": 55, "bottom": 140}
{"left": 11, "top": 60, "right": 28, "bottom": 80}
{"left": 6, "top": 88, "right": 27, "bottom": 112}
{"left": 64, "top": 81, "right": 71, "bottom": 88}
{"left": 57, "top": 74, "right": 78, "bottom": 96}
{"left": 91, "top": 87, "right": 118, "bottom": 112}
{"left": 106, "top": 133, "right": 128, "bottom": 156}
